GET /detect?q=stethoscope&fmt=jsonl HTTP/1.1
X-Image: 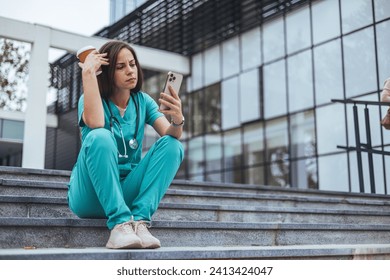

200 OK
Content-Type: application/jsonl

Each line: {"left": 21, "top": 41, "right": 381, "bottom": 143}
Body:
{"left": 105, "top": 93, "right": 139, "bottom": 159}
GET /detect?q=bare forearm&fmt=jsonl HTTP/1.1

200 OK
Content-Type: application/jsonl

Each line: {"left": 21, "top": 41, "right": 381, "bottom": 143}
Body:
{"left": 82, "top": 70, "right": 104, "bottom": 128}
{"left": 165, "top": 124, "right": 183, "bottom": 139}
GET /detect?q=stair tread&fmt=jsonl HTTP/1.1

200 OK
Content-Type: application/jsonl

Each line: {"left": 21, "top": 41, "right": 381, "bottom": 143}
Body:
{"left": 1, "top": 217, "right": 390, "bottom": 230}
{"left": 2, "top": 244, "right": 390, "bottom": 260}
{"left": 1, "top": 195, "right": 390, "bottom": 216}
{"left": 2, "top": 180, "right": 390, "bottom": 206}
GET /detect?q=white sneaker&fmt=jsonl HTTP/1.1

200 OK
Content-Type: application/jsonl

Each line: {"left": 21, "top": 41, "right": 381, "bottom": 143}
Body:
{"left": 106, "top": 221, "right": 142, "bottom": 249}
{"left": 134, "top": 221, "right": 161, "bottom": 249}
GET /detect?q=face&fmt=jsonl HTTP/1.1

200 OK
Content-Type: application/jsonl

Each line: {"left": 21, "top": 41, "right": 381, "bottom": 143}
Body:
{"left": 113, "top": 48, "right": 138, "bottom": 93}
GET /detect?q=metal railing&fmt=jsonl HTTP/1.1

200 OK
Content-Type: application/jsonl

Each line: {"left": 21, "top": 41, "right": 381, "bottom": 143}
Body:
{"left": 332, "top": 99, "right": 390, "bottom": 194}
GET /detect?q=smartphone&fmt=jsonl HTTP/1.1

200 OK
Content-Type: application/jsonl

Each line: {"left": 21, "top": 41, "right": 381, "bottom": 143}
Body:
{"left": 159, "top": 71, "right": 183, "bottom": 111}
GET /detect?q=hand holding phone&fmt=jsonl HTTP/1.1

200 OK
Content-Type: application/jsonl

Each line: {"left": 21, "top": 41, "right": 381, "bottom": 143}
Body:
{"left": 159, "top": 71, "right": 183, "bottom": 111}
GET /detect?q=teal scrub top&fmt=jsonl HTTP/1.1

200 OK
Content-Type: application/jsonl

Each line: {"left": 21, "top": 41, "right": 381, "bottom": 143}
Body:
{"left": 78, "top": 91, "right": 163, "bottom": 177}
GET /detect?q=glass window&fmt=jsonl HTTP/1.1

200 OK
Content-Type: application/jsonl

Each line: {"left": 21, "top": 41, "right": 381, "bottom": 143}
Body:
{"left": 312, "top": 0, "right": 340, "bottom": 45}
{"left": 316, "top": 103, "right": 346, "bottom": 155}
{"left": 205, "top": 133, "right": 222, "bottom": 172}
{"left": 291, "top": 157, "right": 318, "bottom": 189}
{"left": 192, "top": 90, "right": 204, "bottom": 136}
{"left": 376, "top": 20, "right": 390, "bottom": 84}
{"left": 341, "top": 0, "right": 373, "bottom": 34}
{"left": 265, "top": 117, "right": 289, "bottom": 187}
{"left": 290, "top": 110, "right": 317, "bottom": 189}
{"left": 286, "top": 6, "right": 311, "bottom": 54}
{"left": 144, "top": 74, "right": 161, "bottom": 99}
{"left": 222, "top": 36, "right": 240, "bottom": 78}
{"left": 343, "top": 27, "right": 377, "bottom": 98}
{"left": 176, "top": 141, "right": 187, "bottom": 179}
{"left": 204, "top": 45, "right": 221, "bottom": 86}
{"left": 191, "top": 53, "right": 203, "bottom": 91}
{"left": 2, "top": 120, "right": 24, "bottom": 140}
{"left": 244, "top": 166, "right": 265, "bottom": 185}
{"left": 206, "top": 172, "right": 222, "bottom": 182}
{"left": 0, "top": 120, "right": 2, "bottom": 138}
{"left": 374, "top": 0, "right": 390, "bottom": 22}
{"left": 243, "top": 122, "right": 265, "bottom": 166}
{"left": 287, "top": 50, "right": 313, "bottom": 112}
{"left": 314, "top": 39, "right": 343, "bottom": 106}
{"left": 318, "top": 153, "right": 349, "bottom": 192}
{"left": 205, "top": 84, "right": 221, "bottom": 133}
{"left": 142, "top": 125, "right": 159, "bottom": 151}
{"left": 241, "top": 27, "right": 261, "bottom": 71}
{"left": 223, "top": 128, "right": 242, "bottom": 170}
{"left": 263, "top": 60, "right": 287, "bottom": 119}
{"left": 349, "top": 152, "right": 385, "bottom": 194}
{"left": 188, "top": 136, "right": 204, "bottom": 176}
{"left": 239, "top": 68, "right": 260, "bottom": 123}
{"left": 189, "top": 173, "right": 204, "bottom": 182}
{"left": 221, "top": 76, "right": 240, "bottom": 130}
{"left": 290, "top": 110, "right": 316, "bottom": 159}
{"left": 263, "top": 17, "right": 285, "bottom": 63}
{"left": 385, "top": 155, "right": 390, "bottom": 195}
{"left": 181, "top": 92, "right": 191, "bottom": 139}
{"left": 223, "top": 169, "right": 242, "bottom": 184}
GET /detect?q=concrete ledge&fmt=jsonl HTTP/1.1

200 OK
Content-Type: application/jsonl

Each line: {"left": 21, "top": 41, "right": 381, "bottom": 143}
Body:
{"left": 0, "top": 166, "right": 71, "bottom": 177}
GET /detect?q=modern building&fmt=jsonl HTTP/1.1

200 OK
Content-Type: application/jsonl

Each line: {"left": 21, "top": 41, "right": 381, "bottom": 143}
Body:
{"left": 110, "top": 0, "right": 148, "bottom": 24}
{"left": 2, "top": 0, "right": 390, "bottom": 195}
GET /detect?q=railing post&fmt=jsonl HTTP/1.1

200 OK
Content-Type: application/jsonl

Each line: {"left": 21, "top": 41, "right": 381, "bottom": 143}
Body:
{"left": 353, "top": 104, "right": 365, "bottom": 193}
{"left": 364, "top": 106, "right": 376, "bottom": 193}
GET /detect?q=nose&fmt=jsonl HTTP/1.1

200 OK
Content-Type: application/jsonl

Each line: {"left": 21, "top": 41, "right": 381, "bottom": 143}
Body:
{"left": 126, "top": 64, "right": 134, "bottom": 74}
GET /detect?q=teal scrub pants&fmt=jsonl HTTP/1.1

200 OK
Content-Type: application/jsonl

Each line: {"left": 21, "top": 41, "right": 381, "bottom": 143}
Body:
{"left": 68, "top": 128, "right": 184, "bottom": 230}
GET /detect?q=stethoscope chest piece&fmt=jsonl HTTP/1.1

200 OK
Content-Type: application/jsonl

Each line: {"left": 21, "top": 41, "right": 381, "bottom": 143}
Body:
{"left": 129, "top": 138, "right": 139, "bottom": 150}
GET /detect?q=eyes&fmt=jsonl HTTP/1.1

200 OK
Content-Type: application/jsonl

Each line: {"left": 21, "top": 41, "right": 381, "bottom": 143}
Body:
{"left": 116, "top": 62, "right": 137, "bottom": 70}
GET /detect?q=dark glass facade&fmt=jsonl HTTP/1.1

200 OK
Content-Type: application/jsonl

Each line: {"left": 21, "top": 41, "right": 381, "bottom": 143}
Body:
{"left": 48, "top": 0, "right": 390, "bottom": 194}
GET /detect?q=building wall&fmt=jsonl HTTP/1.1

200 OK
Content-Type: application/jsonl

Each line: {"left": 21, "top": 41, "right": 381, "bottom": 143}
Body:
{"left": 143, "top": 0, "right": 390, "bottom": 193}
{"left": 110, "top": 0, "right": 148, "bottom": 24}
{"left": 51, "top": 0, "right": 390, "bottom": 194}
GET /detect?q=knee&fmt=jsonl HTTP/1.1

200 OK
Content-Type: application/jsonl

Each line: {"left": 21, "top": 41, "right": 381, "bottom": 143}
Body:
{"left": 158, "top": 135, "right": 184, "bottom": 162}
{"left": 84, "top": 128, "right": 116, "bottom": 153}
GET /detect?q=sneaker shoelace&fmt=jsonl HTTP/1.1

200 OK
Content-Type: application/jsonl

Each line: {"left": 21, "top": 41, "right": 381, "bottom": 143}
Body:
{"left": 134, "top": 221, "right": 151, "bottom": 234}
{"left": 118, "top": 221, "right": 135, "bottom": 234}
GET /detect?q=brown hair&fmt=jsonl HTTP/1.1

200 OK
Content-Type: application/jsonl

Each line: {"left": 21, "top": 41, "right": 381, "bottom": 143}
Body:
{"left": 97, "top": 40, "right": 144, "bottom": 99}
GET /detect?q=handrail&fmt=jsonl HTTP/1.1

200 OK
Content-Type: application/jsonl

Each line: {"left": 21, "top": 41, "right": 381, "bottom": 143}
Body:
{"left": 331, "top": 98, "right": 389, "bottom": 195}
{"left": 331, "top": 99, "right": 390, "bottom": 106}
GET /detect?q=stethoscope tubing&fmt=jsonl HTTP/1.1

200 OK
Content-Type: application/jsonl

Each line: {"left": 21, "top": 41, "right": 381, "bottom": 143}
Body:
{"left": 105, "top": 93, "right": 139, "bottom": 158}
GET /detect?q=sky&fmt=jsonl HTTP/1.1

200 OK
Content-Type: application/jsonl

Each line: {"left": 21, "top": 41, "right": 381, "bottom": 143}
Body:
{"left": 0, "top": 0, "right": 110, "bottom": 36}
{"left": 0, "top": 0, "right": 110, "bottom": 104}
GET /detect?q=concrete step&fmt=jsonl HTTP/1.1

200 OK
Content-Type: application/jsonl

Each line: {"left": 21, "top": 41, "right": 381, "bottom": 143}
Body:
{"left": 2, "top": 178, "right": 390, "bottom": 212}
{"left": 0, "top": 166, "right": 70, "bottom": 182}
{"left": 3, "top": 165, "right": 390, "bottom": 204}
{"left": 1, "top": 217, "right": 390, "bottom": 249}
{"left": 173, "top": 179, "right": 390, "bottom": 201}
{"left": 1, "top": 195, "right": 390, "bottom": 225}
{"left": 2, "top": 166, "right": 390, "bottom": 260}
{"left": 2, "top": 244, "right": 390, "bottom": 260}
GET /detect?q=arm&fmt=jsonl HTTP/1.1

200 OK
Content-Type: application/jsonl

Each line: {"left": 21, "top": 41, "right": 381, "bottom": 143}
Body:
{"left": 78, "top": 51, "right": 109, "bottom": 128}
{"left": 381, "top": 78, "right": 390, "bottom": 103}
{"left": 153, "top": 85, "right": 184, "bottom": 139}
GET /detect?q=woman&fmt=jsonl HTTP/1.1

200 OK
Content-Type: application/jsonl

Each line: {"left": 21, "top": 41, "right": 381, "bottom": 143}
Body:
{"left": 68, "top": 40, "right": 184, "bottom": 249}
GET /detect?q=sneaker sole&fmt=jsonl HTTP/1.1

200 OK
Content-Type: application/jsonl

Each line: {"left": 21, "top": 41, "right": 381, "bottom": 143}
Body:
{"left": 106, "top": 241, "right": 143, "bottom": 249}
{"left": 141, "top": 242, "right": 161, "bottom": 249}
